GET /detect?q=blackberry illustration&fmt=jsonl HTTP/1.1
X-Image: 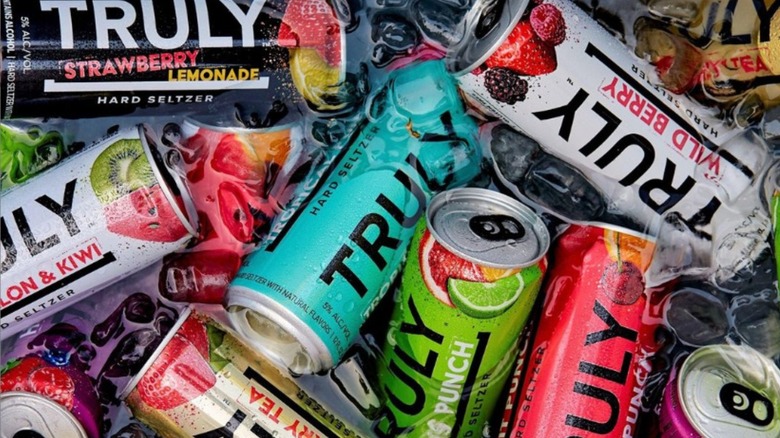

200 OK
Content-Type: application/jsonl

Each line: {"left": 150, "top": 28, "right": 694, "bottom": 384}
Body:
{"left": 484, "top": 68, "right": 528, "bottom": 104}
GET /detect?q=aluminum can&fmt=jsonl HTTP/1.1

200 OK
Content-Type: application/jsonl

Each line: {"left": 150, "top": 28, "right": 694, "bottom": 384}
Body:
{"left": 225, "top": 60, "right": 483, "bottom": 374}
{"left": 156, "top": 119, "right": 303, "bottom": 304}
{"left": 373, "top": 188, "right": 549, "bottom": 438}
{"left": 0, "top": 0, "right": 347, "bottom": 119}
{"left": 0, "top": 125, "right": 198, "bottom": 338}
{"left": 0, "top": 391, "right": 89, "bottom": 438}
{"left": 1, "top": 355, "right": 102, "bottom": 438}
{"left": 495, "top": 309, "right": 537, "bottom": 438}
{"left": 121, "top": 307, "right": 367, "bottom": 438}
{"left": 633, "top": 1, "right": 780, "bottom": 118}
{"left": 452, "top": 0, "right": 767, "bottom": 237}
{"left": 506, "top": 223, "right": 665, "bottom": 438}
{"left": 659, "top": 344, "right": 780, "bottom": 437}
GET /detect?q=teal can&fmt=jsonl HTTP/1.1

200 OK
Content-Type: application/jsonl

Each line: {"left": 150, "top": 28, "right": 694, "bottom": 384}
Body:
{"left": 226, "top": 60, "right": 483, "bottom": 374}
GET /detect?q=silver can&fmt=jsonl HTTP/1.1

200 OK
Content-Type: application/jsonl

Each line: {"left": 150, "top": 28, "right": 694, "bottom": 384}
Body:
{"left": 668, "top": 344, "right": 780, "bottom": 437}
{"left": 0, "top": 391, "right": 88, "bottom": 438}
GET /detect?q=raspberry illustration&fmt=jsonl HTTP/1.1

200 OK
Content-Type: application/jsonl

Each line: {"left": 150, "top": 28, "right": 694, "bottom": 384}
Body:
{"left": 484, "top": 68, "right": 529, "bottom": 104}
{"left": 486, "top": 21, "right": 558, "bottom": 76}
{"left": 530, "top": 4, "right": 566, "bottom": 46}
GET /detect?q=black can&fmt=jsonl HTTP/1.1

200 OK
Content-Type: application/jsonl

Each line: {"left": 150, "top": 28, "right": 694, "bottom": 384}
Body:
{"left": 1, "top": 0, "right": 347, "bottom": 119}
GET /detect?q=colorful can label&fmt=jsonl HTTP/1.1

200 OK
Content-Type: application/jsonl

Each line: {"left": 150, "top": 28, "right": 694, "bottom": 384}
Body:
{"left": 156, "top": 119, "right": 304, "bottom": 304}
{"left": 454, "top": 0, "right": 765, "bottom": 236}
{"left": 122, "top": 308, "right": 366, "bottom": 438}
{"left": 374, "top": 188, "right": 549, "bottom": 437}
{"left": 658, "top": 370, "right": 700, "bottom": 438}
{"left": 226, "top": 60, "right": 482, "bottom": 373}
{"left": 659, "top": 344, "right": 780, "bottom": 438}
{"left": 1, "top": 356, "right": 102, "bottom": 438}
{"left": 0, "top": 0, "right": 346, "bottom": 118}
{"left": 1, "top": 262, "right": 187, "bottom": 438}
{"left": 507, "top": 224, "right": 665, "bottom": 438}
{"left": 0, "top": 125, "right": 197, "bottom": 338}
{"left": 634, "top": 0, "right": 780, "bottom": 114}
{"left": 495, "top": 311, "right": 537, "bottom": 438}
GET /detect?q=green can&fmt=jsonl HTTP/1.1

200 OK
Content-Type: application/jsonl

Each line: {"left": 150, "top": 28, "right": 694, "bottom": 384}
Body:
{"left": 374, "top": 188, "right": 550, "bottom": 437}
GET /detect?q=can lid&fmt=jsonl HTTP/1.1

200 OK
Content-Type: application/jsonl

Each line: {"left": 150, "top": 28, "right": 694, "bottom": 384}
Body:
{"left": 119, "top": 306, "right": 193, "bottom": 400}
{"left": 678, "top": 344, "right": 780, "bottom": 437}
{"left": 446, "top": 0, "right": 530, "bottom": 75}
{"left": 426, "top": 188, "right": 549, "bottom": 268}
{"left": 226, "top": 292, "right": 333, "bottom": 374}
{"left": 138, "top": 124, "right": 199, "bottom": 240}
{"left": 0, "top": 391, "right": 88, "bottom": 438}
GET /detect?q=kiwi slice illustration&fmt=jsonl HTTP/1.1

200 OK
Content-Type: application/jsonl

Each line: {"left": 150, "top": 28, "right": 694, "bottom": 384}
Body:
{"left": 90, "top": 139, "right": 156, "bottom": 204}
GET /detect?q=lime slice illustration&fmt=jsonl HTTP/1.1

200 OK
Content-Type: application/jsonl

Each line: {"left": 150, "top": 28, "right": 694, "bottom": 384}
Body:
{"left": 448, "top": 273, "right": 525, "bottom": 319}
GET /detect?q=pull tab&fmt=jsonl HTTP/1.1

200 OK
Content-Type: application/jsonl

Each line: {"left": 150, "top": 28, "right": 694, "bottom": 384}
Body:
{"left": 720, "top": 382, "right": 774, "bottom": 427}
{"left": 469, "top": 214, "right": 525, "bottom": 242}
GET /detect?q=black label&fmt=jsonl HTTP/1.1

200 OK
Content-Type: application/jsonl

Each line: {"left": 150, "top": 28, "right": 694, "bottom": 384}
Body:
{"left": 1, "top": 0, "right": 300, "bottom": 118}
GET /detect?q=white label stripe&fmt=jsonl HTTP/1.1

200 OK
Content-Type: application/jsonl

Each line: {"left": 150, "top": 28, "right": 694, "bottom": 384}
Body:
{"left": 43, "top": 78, "right": 270, "bottom": 92}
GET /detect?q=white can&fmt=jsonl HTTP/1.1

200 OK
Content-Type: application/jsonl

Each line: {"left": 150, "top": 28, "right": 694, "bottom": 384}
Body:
{"left": 0, "top": 125, "right": 198, "bottom": 338}
{"left": 453, "top": 0, "right": 769, "bottom": 236}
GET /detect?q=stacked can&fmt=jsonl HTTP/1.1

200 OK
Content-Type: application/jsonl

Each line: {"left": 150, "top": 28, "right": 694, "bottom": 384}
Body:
{"left": 501, "top": 224, "right": 663, "bottom": 438}
{"left": 659, "top": 344, "right": 780, "bottom": 437}
{"left": 0, "top": 125, "right": 197, "bottom": 338}
{"left": 121, "top": 308, "right": 366, "bottom": 437}
{"left": 225, "top": 60, "right": 483, "bottom": 374}
{"left": 1, "top": 0, "right": 347, "bottom": 118}
{"left": 373, "top": 188, "right": 550, "bottom": 437}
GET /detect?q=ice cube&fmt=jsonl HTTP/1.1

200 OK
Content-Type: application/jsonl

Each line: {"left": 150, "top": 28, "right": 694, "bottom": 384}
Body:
{"left": 729, "top": 290, "right": 780, "bottom": 358}
{"left": 663, "top": 287, "right": 728, "bottom": 347}
{"left": 522, "top": 154, "right": 607, "bottom": 222}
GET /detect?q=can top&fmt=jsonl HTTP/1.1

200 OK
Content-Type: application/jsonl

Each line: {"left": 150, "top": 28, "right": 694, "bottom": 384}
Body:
{"left": 446, "top": 0, "right": 530, "bottom": 75}
{"left": 678, "top": 344, "right": 780, "bottom": 437}
{"left": 140, "top": 124, "right": 199, "bottom": 239}
{"left": 226, "top": 299, "right": 332, "bottom": 374}
{"left": 427, "top": 188, "right": 549, "bottom": 268}
{"left": 0, "top": 391, "right": 88, "bottom": 438}
{"left": 120, "top": 307, "right": 194, "bottom": 400}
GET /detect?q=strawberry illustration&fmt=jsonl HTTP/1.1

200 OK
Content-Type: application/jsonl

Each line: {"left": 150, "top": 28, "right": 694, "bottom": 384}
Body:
{"left": 29, "top": 366, "right": 76, "bottom": 410}
{"left": 1, "top": 356, "right": 102, "bottom": 438}
{"left": 1, "top": 356, "right": 46, "bottom": 392}
{"left": 136, "top": 332, "right": 216, "bottom": 411}
{"left": 177, "top": 314, "right": 211, "bottom": 360}
{"left": 278, "top": 0, "right": 342, "bottom": 67}
{"left": 104, "top": 185, "right": 190, "bottom": 243}
{"left": 486, "top": 20, "right": 557, "bottom": 76}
